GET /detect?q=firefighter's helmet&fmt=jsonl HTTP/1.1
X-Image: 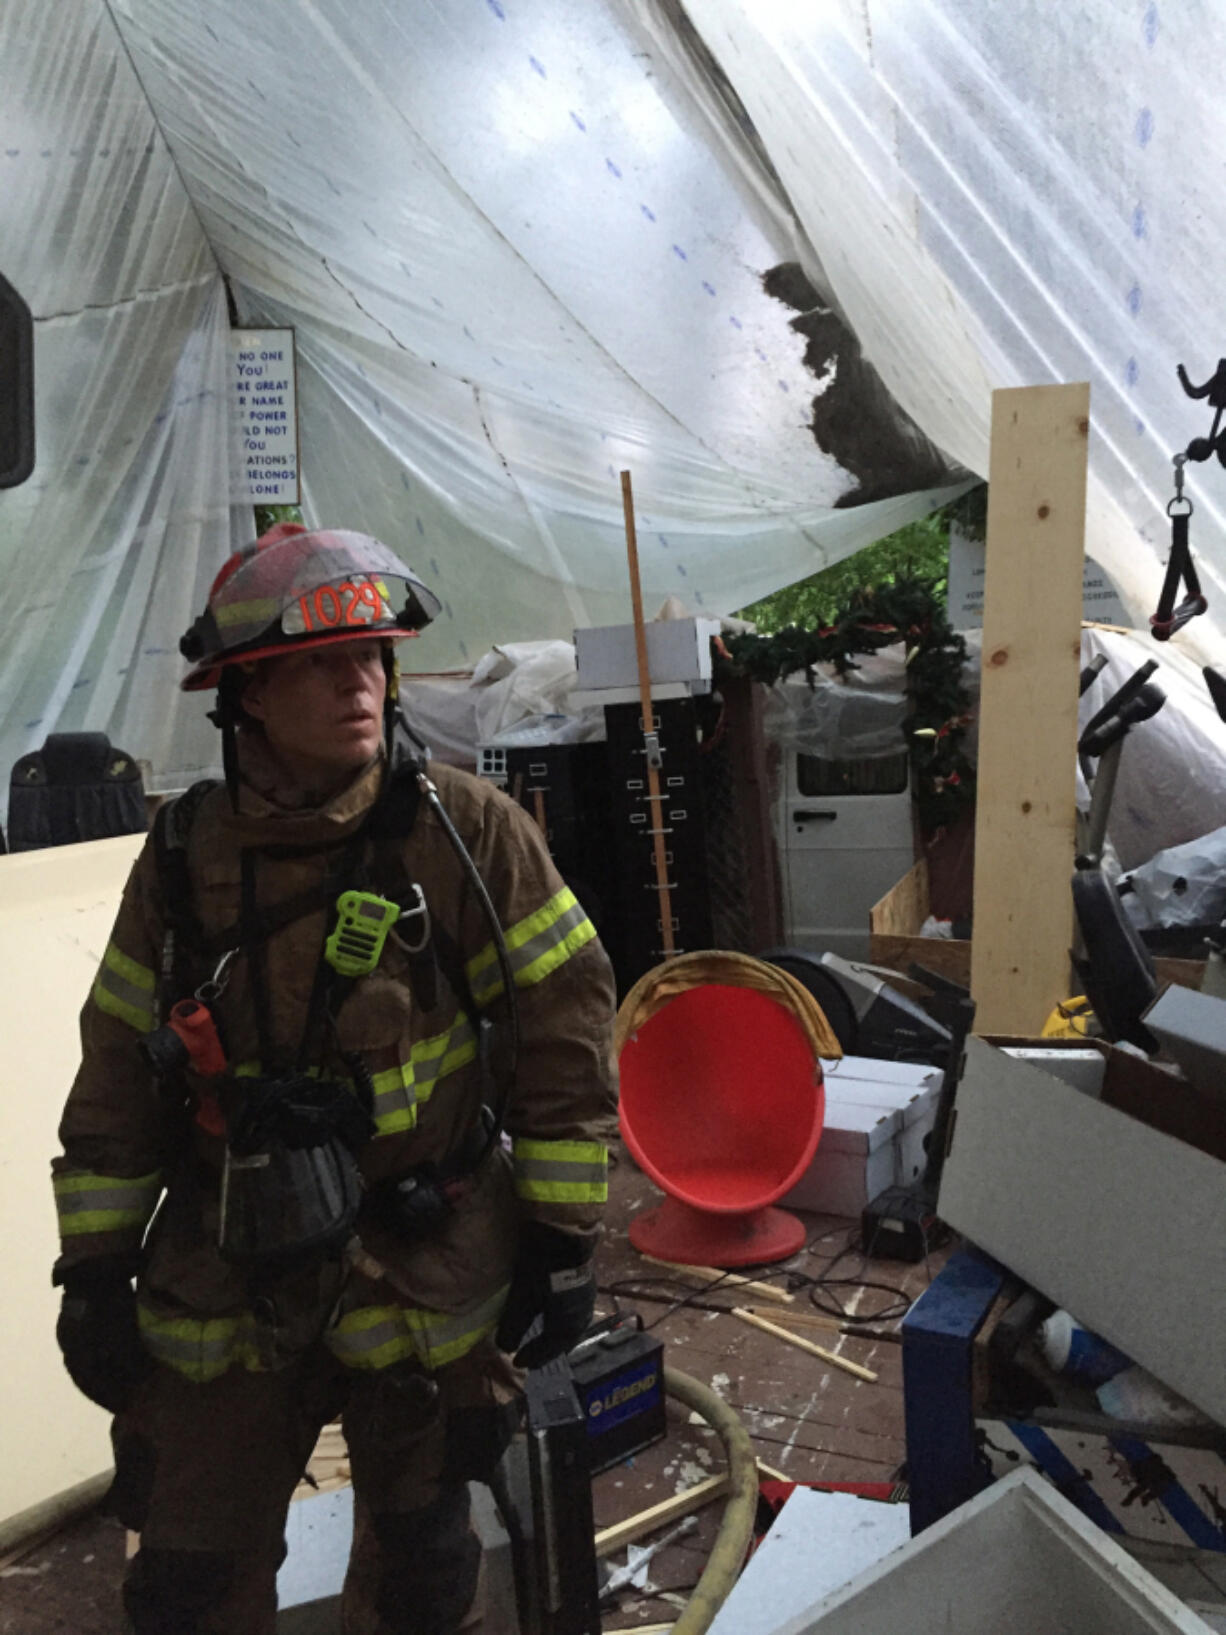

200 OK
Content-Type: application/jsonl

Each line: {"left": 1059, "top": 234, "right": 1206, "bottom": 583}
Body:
{"left": 179, "top": 523, "right": 440, "bottom": 691}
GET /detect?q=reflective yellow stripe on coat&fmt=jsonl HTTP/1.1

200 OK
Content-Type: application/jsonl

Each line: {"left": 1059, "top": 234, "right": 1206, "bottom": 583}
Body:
{"left": 466, "top": 887, "right": 596, "bottom": 1006}
{"left": 512, "top": 1138, "right": 608, "bottom": 1205}
{"left": 91, "top": 941, "right": 156, "bottom": 1034}
{"left": 137, "top": 1303, "right": 263, "bottom": 1383}
{"left": 53, "top": 1169, "right": 163, "bottom": 1240}
{"left": 327, "top": 1286, "right": 508, "bottom": 1373}
{"left": 232, "top": 1013, "right": 479, "bottom": 1141}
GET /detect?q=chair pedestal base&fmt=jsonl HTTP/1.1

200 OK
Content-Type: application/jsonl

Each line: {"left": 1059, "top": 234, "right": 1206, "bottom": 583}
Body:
{"left": 628, "top": 1194, "right": 806, "bottom": 1268}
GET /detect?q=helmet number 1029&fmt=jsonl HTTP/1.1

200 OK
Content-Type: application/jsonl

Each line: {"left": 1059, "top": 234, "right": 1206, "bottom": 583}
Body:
{"left": 291, "top": 579, "right": 387, "bottom": 634}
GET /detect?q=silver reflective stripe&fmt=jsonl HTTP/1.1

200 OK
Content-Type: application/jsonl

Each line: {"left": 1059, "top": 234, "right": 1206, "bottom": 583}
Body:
{"left": 470, "top": 897, "right": 592, "bottom": 1003}
{"left": 332, "top": 1317, "right": 405, "bottom": 1359}
{"left": 141, "top": 1329, "right": 237, "bottom": 1367}
{"left": 413, "top": 1016, "right": 476, "bottom": 1101}
{"left": 513, "top": 1157, "right": 608, "bottom": 1189}
{"left": 56, "top": 1183, "right": 152, "bottom": 1218}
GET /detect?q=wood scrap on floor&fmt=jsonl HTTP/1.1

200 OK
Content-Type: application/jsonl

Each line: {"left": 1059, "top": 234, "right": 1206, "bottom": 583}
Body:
{"left": 595, "top": 1474, "right": 731, "bottom": 1557}
{"left": 732, "top": 1309, "right": 879, "bottom": 1384}
{"left": 292, "top": 1420, "right": 351, "bottom": 1502}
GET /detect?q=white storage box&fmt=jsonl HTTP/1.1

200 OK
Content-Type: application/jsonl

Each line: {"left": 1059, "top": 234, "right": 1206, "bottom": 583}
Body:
{"left": 573, "top": 617, "right": 721, "bottom": 692}
{"left": 771, "top": 1468, "right": 1213, "bottom": 1635}
{"left": 782, "top": 1057, "right": 942, "bottom": 1218}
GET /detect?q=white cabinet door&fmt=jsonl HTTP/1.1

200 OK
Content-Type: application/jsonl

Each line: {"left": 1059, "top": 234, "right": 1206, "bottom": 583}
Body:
{"left": 779, "top": 746, "right": 916, "bottom": 960}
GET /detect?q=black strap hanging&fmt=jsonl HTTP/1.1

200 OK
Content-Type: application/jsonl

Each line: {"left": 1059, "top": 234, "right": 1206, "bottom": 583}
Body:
{"left": 1151, "top": 454, "right": 1207, "bottom": 641}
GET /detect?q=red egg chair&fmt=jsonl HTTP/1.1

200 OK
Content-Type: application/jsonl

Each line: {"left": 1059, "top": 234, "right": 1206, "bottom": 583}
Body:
{"left": 618, "top": 978, "right": 826, "bottom": 1267}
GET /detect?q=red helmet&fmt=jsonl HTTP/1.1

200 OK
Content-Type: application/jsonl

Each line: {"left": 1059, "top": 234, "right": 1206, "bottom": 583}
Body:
{"left": 179, "top": 523, "right": 441, "bottom": 691}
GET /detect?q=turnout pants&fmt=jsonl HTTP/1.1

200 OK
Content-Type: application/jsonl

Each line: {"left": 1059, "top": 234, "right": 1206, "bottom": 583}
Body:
{"left": 111, "top": 1341, "right": 520, "bottom": 1635}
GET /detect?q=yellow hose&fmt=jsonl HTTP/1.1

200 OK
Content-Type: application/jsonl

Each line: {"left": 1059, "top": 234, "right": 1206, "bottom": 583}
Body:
{"left": 660, "top": 1366, "right": 760, "bottom": 1635}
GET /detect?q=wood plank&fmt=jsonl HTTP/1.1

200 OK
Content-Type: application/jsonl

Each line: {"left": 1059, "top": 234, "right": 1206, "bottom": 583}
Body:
{"left": 971, "top": 383, "right": 1090, "bottom": 1036}
{"left": 869, "top": 859, "right": 929, "bottom": 938}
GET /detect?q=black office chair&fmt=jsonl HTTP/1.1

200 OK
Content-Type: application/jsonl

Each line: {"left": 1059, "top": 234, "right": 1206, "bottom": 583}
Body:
{"left": 7, "top": 732, "right": 148, "bottom": 852}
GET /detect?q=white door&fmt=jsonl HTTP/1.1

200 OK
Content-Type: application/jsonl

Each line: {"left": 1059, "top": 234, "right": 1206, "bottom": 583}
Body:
{"left": 779, "top": 745, "right": 916, "bottom": 960}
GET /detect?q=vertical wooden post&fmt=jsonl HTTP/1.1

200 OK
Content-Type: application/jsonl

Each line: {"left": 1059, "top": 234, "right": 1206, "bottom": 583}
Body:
{"left": 970, "top": 384, "right": 1090, "bottom": 1036}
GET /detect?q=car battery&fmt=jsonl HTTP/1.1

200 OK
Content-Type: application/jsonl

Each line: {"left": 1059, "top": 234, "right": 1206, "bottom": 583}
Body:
{"left": 569, "top": 1320, "right": 667, "bottom": 1476}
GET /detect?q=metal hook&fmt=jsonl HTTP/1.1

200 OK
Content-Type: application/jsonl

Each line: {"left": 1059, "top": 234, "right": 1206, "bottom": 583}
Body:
{"left": 1168, "top": 452, "right": 1193, "bottom": 517}
{"left": 196, "top": 948, "right": 239, "bottom": 1004}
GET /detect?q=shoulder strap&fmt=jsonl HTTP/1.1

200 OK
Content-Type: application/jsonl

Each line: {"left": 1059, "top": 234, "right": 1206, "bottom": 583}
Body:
{"left": 151, "top": 780, "right": 218, "bottom": 1008}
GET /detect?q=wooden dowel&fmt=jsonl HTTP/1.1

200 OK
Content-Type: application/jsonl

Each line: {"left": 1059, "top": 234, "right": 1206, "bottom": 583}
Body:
{"left": 731, "top": 1308, "right": 878, "bottom": 1384}
{"left": 620, "top": 469, "right": 675, "bottom": 956}
{"left": 639, "top": 1253, "right": 795, "bottom": 1305}
{"left": 594, "top": 1473, "right": 729, "bottom": 1557}
{"left": 743, "top": 1305, "right": 847, "bottom": 1333}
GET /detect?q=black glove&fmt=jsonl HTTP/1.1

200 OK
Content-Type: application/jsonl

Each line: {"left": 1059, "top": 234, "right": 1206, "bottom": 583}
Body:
{"left": 54, "top": 1256, "right": 151, "bottom": 1414}
{"left": 495, "top": 1222, "right": 596, "bottom": 1370}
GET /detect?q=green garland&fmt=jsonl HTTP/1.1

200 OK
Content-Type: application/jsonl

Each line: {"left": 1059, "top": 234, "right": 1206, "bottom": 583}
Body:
{"left": 720, "top": 574, "right": 975, "bottom": 834}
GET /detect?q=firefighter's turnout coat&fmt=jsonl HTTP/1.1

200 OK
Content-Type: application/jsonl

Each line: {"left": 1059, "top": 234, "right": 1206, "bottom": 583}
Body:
{"left": 52, "top": 750, "right": 618, "bottom": 1384}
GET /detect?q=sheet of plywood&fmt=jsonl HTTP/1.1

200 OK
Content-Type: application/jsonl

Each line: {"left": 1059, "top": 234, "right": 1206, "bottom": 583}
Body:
{"left": 0, "top": 834, "right": 143, "bottom": 1543}
{"left": 971, "top": 383, "right": 1089, "bottom": 1036}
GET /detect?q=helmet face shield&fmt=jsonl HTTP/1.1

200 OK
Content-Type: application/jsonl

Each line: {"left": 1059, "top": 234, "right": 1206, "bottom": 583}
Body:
{"left": 181, "top": 528, "right": 441, "bottom": 690}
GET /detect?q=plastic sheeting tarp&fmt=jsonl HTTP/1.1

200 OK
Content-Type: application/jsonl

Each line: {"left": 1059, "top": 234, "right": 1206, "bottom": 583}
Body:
{"left": 7, "top": 0, "right": 1226, "bottom": 808}
{"left": 0, "top": 3, "right": 239, "bottom": 806}
{"left": 1078, "top": 624, "right": 1226, "bottom": 872}
{"left": 682, "top": 0, "right": 1226, "bottom": 650}
{"left": 762, "top": 648, "right": 909, "bottom": 762}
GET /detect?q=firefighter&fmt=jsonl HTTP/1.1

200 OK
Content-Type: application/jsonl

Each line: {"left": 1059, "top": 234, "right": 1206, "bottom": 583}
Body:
{"left": 50, "top": 523, "right": 618, "bottom": 1634}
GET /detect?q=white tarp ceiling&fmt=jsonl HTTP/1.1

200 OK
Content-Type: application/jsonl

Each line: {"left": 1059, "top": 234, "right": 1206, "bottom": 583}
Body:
{"left": 2, "top": 0, "right": 1224, "bottom": 799}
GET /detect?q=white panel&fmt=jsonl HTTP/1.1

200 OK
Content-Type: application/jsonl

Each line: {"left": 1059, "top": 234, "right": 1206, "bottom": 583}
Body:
{"left": 0, "top": 836, "right": 143, "bottom": 1532}
{"left": 939, "top": 1038, "right": 1226, "bottom": 1427}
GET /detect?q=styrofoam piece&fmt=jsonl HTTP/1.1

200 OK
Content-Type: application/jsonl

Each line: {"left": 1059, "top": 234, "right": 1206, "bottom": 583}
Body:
{"left": 939, "top": 1037, "right": 1226, "bottom": 1428}
{"left": 1001, "top": 1046, "right": 1107, "bottom": 1096}
{"left": 769, "top": 1469, "right": 1214, "bottom": 1635}
{"left": 574, "top": 618, "right": 721, "bottom": 691}
{"left": 276, "top": 1483, "right": 517, "bottom": 1633}
{"left": 706, "top": 1487, "right": 911, "bottom": 1635}
{"left": 278, "top": 1488, "right": 353, "bottom": 1631}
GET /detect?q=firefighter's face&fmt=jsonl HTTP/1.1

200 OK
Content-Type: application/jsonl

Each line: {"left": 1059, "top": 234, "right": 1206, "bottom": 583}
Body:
{"left": 242, "top": 640, "right": 387, "bottom": 783}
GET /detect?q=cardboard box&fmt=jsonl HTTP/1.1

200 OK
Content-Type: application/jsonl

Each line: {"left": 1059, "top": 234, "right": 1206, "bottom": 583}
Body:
{"left": 783, "top": 1056, "right": 942, "bottom": 1217}
{"left": 938, "top": 1036, "right": 1226, "bottom": 1427}
{"left": 869, "top": 859, "right": 1206, "bottom": 993}
{"left": 573, "top": 617, "right": 721, "bottom": 692}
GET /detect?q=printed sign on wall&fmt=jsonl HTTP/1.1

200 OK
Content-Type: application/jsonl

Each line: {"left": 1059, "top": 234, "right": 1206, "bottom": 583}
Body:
{"left": 229, "top": 328, "right": 299, "bottom": 504}
{"left": 947, "top": 523, "right": 1131, "bottom": 629}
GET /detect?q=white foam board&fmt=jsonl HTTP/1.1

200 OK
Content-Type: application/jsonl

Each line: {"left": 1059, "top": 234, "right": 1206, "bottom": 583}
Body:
{"left": 707, "top": 1488, "right": 911, "bottom": 1635}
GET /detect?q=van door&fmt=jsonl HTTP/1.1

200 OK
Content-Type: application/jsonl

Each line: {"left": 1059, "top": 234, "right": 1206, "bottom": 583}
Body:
{"left": 780, "top": 746, "right": 916, "bottom": 960}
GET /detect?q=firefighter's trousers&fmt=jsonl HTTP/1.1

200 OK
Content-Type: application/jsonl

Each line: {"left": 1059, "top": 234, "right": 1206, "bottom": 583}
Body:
{"left": 111, "top": 1341, "right": 519, "bottom": 1635}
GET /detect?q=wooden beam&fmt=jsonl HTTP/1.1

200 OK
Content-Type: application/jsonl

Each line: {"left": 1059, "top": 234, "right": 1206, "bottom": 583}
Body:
{"left": 971, "top": 384, "right": 1090, "bottom": 1036}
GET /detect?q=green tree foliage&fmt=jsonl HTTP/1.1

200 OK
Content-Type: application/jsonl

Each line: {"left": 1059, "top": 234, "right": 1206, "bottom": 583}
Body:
{"left": 736, "top": 509, "right": 951, "bottom": 633}
{"left": 253, "top": 502, "right": 305, "bottom": 536}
